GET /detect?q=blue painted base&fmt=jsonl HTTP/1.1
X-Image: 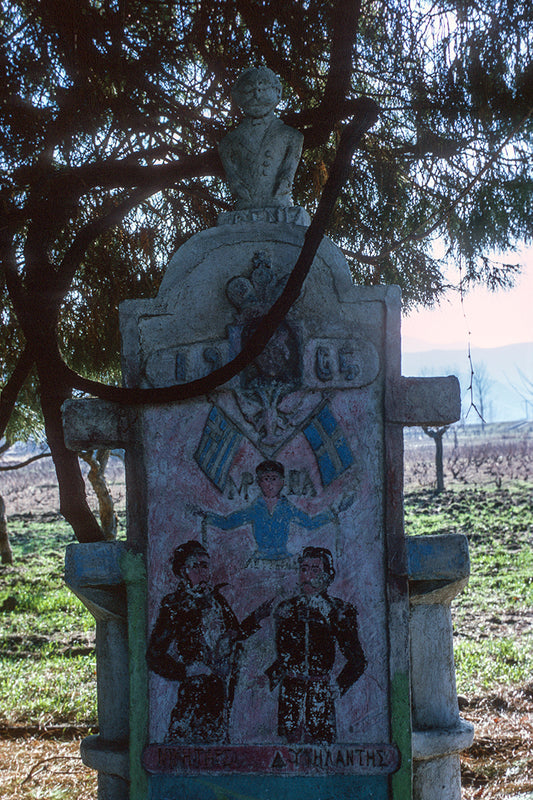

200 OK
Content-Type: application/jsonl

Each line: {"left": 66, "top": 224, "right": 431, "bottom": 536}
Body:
{"left": 149, "top": 775, "right": 389, "bottom": 800}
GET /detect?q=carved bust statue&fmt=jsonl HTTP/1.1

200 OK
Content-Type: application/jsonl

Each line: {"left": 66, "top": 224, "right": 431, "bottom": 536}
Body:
{"left": 218, "top": 67, "right": 304, "bottom": 210}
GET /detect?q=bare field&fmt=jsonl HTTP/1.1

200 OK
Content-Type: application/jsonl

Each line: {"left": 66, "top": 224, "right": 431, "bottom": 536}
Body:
{"left": 0, "top": 453, "right": 126, "bottom": 518}
{"left": 2, "top": 425, "right": 531, "bottom": 516}
{"left": 404, "top": 424, "right": 533, "bottom": 489}
{"left": 460, "top": 685, "right": 533, "bottom": 799}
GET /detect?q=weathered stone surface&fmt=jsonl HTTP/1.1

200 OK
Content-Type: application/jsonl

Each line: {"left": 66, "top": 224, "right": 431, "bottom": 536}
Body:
{"left": 120, "top": 221, "right": 391, "bottom": 393}
{"left": 62, "top": 399, "right": 134, "bottom": 450}
{"left": 66, "top": 541, "right": 126, "bottom": 586}
{"left": 407, "top": 534, "right": 470, "bottom": 604}
{"left": 413, "top": 755, "right": 463, "bottom": 800}
{"left": 407, "top": 535, "right": 470, "bottom": 584}
{"left": 218, "top": 207, "right": 311, "bottom": 227}
{"left": 66, "top": 537, "right": 472, "bottom": 800}
{"left": 410, "top": 602, "right": 462, "bottom": 730}
{"left": 122, "top": 224, "right": 345, "bottom": 360}
{"left": 65, "top": 108, "right": 469, "bottom": 796}
{"left": 116, "top": 211, "right": 413, "bottom": 796}
{"left": 412, "top": 721, "right": 475, "bottom": 760}
{"left": 66, "top": 545, "right": 130, "bottom": 800}
{"left": 65, "top": 541, "right": 126, "bottom": 619}
{"left": 406, "top": 534, "right": 473, "bottom": 800}
{"left": 407, "top": 539, "right": 473, "bottom": 800}
{"left": 387, "top": 376, "right": 461, "bottom": 426}
{"left": 81, "top": 735, "right": 129, "bottom": 780}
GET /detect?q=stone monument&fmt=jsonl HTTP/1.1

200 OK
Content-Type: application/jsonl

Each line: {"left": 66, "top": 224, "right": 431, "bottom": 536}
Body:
{"left": 63, "top": 68, "right": 472, "bottom": 800}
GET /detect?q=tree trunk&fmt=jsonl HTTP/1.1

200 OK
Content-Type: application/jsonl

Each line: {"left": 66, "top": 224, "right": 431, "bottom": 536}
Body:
{"left": 38, "top": 367, "right": 104, "bottom": 543}
{"left": 435, "top": 433, "right": 445, "bottom": 493}
{"left": 79, "top": 448, "right": 118, "bottom": 540}
{"left": 0, "top": 495, "right": 13, "bottom": 565}
{"left": 422, "top": 426, "right": 448, "bottom": 494}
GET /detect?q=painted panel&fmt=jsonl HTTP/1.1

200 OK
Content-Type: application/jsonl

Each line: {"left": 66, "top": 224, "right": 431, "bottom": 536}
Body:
{"left": 143, "top": 380, "right": 393, "bottom": 774}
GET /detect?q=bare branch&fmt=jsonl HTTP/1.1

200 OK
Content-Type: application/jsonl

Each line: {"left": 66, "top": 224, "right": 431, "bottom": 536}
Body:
{"left": 0, "top": 347, "right": 35, "bottom": 440}
{"left": 14, "top": 148, "right": 223, "bottom": 195}
{"left": 0, "top": 452, "right": 52, "bottom": 471}
{"left": 322, "top": 0, "right": 362, "bottom": 109}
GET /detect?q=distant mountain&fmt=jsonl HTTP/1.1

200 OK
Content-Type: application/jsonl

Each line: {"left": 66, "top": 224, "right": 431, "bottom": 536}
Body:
{"left": 401, "top": 342, "right": 533, "bottom": 423}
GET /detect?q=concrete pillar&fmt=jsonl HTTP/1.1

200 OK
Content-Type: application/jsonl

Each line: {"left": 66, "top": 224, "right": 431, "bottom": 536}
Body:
{"left": 407, "top": 534, "right": 475, "bottom": 800}
{"left": 65, "top": 542, "right": 130, "bottom": 800}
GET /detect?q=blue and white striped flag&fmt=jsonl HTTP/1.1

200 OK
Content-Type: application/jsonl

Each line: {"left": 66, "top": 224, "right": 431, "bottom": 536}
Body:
{"left": 194, "top": 405, "right": 242, "bottom": 490}
{"left": 303, "top": 404, "right": 354, "bottom": 486}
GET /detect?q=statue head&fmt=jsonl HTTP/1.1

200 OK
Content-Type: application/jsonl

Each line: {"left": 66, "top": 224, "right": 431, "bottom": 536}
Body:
{"left": 231, "top": 67, "right": 282, "bottom": 119}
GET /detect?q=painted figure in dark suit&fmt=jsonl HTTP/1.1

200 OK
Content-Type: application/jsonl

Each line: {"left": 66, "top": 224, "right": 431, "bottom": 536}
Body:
{"left": 266, "top": 547, "right": 366, "bottom": 744}
{"left": 147, "top": 540, "right": 271, "bottom": 743}
{"left": 218, "top": 66, "right": 304, "bottom": 209}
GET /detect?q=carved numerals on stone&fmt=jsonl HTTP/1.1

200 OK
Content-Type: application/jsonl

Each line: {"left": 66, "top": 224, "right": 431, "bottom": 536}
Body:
{"left": 142, "top": 343, "right": 229, "bottom": 388}
{"left": 307, "top": 338, "right": 380, "bottom": 389}
{"left": 142, "top": 337, "right": 380, "bottom": 390}
{"left": 315, "top": 346, "right": 334, "bottom": 382}
{"left": 315, "top": 346, "right": 363, "bottom": 383}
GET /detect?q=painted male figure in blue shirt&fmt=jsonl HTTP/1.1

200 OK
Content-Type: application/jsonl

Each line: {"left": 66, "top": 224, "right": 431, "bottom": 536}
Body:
{"left": 206, "top": 460, "right": 333, "bottom": 561}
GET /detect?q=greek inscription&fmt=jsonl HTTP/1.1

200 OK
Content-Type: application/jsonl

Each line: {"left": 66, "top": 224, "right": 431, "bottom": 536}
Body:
{"left": 286, "top": 468, "right": 317, "bottom": 497}
{"left": 300, "top": 469, "right": 317, "bottom": 497}
{"left": 144, "top": 744, "right": 398, "bottom": 775}
{"left": 287, "top": 748, "right": 299, "bottom": 766}
{"left": 225, "top": 471, "right": 254, "bottom": 500}
{"left": 225, "top": 469, "right": 317, "bottom": 500}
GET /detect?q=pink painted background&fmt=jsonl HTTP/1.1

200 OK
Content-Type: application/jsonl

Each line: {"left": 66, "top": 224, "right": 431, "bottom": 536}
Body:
{"left": 145, "top": 384, "right": 390, "bottom": 748}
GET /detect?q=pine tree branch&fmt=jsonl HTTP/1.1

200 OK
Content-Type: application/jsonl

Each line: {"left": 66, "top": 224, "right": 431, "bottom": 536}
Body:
{"left": 0, "top": 349, "right": 34, "bottom": 442}
{"left": 54, "top": 104, "right": 379, "bottom": 405}
{"left": 52, "top": 188, "right": 155, "bottom": 299}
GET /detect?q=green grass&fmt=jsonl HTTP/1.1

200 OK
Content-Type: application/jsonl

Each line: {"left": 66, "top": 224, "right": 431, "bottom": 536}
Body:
{"left": 0, "top": 517, "right": 97, "bottom": 727}
{"left": 454, "top": 638, "right": 531, "bottom": 690}
{"left": 0, "top": 655, "right": 97, "bottom": 725}
{"left": 405, "top": 484, "right": 533, "bottom": 693}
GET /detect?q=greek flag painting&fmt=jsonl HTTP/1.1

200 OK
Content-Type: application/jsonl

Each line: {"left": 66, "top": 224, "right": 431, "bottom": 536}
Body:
{"left": 303, "top": 404, "right": 354, "bottom": 486}
{"left": 194, "top": 405, "right": 243, "bottom": 491}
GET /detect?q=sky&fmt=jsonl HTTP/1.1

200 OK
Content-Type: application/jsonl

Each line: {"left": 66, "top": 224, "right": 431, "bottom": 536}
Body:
{"left": 402, "top": 245, "right": 533, "bottom": 352}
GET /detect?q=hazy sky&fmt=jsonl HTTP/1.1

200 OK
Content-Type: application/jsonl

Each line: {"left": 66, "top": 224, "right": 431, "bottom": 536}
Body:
{"left": 402, "top": 245, "right": 533, "bottom": 352}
